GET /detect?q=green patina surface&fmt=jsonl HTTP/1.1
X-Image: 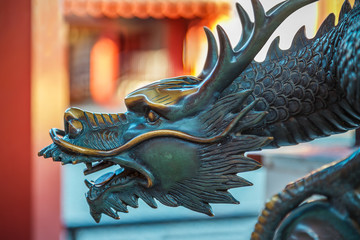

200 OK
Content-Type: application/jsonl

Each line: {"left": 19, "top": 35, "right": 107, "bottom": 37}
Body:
{"left": 136, "top": 139, "right": 199, "bottom": 189}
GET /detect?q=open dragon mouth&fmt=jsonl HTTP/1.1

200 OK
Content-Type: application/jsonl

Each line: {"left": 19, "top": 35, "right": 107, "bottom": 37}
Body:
{"left": 39, "top": 137, "right": 159, "bottom": 222}
{"left": 84, "top": 159, "right": 160, "bottom": 222}
{"left": 38, "top": 138, "right": 155, "bottom": 189}
{"left": 84, "top": 162, "right": 148, "bottom": 201}
{"left": 82, "top": 158, "right": 155, "bottom": 222}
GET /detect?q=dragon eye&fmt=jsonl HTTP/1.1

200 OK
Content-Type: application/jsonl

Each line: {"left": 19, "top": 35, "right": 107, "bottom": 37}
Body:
{"left": 147, "top": 110, "right": 160, "bottom": 123}
{"left": 68, "top": 119, "right": 83, "bottom": 138}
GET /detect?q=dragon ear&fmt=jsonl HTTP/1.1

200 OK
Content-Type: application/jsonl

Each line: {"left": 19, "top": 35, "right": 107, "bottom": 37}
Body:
{"left": 184, "top": 0, "right": 319, "bottom": 114}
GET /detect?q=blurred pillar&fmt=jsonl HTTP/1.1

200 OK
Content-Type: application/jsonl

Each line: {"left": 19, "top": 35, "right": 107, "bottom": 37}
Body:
{"left": 32, "top": 0, "right": 68, "bottom": 239}
{"left": 90, "top": 35, "right": 119, "bottom": 104}
{"left": 0, "top": 1, "right": 32, "bottom": 239}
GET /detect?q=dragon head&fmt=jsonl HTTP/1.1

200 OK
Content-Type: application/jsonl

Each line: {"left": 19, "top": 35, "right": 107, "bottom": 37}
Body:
{"left": 39, "top": 0, "right": 317, "bottom": 222}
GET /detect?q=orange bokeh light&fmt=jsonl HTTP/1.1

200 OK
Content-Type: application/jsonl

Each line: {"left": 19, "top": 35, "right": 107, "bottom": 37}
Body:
{"left": 184, "top": 14, "right": 230, "bottom": 76}
{"left": 90, "top": 36, "right": 119, "bottom": 104}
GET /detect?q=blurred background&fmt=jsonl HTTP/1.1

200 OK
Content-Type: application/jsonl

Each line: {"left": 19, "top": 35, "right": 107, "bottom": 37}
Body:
{"left": 0, "top": 0, "right": 356, "bottom": 239}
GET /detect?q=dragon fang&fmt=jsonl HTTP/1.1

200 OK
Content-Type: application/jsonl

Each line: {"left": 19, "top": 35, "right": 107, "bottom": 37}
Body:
{"left": 39, "top": 0, "right": 360, "bottom": 232}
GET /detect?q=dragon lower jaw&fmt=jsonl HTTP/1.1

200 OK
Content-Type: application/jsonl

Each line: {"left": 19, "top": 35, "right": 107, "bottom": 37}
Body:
{"left": 85, "top": 166, "right": 148, "bottom": 201}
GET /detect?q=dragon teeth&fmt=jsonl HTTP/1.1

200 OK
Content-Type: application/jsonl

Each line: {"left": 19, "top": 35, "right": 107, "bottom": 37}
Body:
{"left": 86, "top": 162, "right": 92, "bottom": 169}
{"left": 85, "top": 179, "right": 94, "bottom": 189}
{"left": 94, "top": 172, "right": 115, "bottom": 187}
{"left": 114, "top": 178, "right": 122, "bottom": 184}
{"left": 115, "top": 167, "right": 125, "bottom": 175}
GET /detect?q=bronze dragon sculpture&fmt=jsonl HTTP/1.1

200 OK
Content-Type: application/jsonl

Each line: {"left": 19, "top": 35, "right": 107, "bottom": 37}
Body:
{"left": 39, "top": 0, "right": 360, "bottom": 238}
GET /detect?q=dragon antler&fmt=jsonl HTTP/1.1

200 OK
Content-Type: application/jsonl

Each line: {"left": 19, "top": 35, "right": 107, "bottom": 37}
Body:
{"left": 189, "top": 0, "right": 318, "bottom": 113}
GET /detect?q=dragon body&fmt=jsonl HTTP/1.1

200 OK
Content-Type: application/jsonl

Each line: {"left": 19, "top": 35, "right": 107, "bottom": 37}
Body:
{"left": 39, "top": 0, "right": 360, "bottom": 238}
{"left": 230, "top": 2, "right": 360, "bottom": 147}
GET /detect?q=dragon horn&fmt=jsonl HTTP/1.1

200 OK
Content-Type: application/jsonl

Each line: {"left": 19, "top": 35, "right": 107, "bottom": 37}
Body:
{"left": 186, "top": 0, "right": 318, "bottom": 112}
{"left": 197, "top": 27, "right": 218, "bottom": 79}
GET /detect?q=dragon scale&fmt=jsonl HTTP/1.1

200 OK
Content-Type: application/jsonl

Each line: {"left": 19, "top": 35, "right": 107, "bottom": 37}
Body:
{"left": 223, "top": 4, "right": 360, "bottom": 147}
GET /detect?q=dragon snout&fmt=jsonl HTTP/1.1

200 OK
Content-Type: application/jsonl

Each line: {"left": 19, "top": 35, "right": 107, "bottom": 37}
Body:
{"left": 64, "top": 108, "right": 84, "bottom": 138}
{"left": 43, "top": 107, "right": 131, "bottom": 157}
{"left": 63, "top": 107, "right": 129, "bottom": 139}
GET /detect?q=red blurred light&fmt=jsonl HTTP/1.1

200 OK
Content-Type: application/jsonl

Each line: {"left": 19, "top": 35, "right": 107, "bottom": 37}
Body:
{"left": 90, "top": 36, "right": 119, "bottom": 104}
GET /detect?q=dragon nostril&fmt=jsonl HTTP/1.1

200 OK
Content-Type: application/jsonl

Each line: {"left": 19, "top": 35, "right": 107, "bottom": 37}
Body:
{"left": 68, "top": 119, "right": 83, "bottom": 139}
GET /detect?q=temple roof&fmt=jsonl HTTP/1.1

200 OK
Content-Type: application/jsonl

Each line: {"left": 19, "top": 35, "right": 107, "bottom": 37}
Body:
{"left": 64, "top": 0, "right": 230, "bottom": 19}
